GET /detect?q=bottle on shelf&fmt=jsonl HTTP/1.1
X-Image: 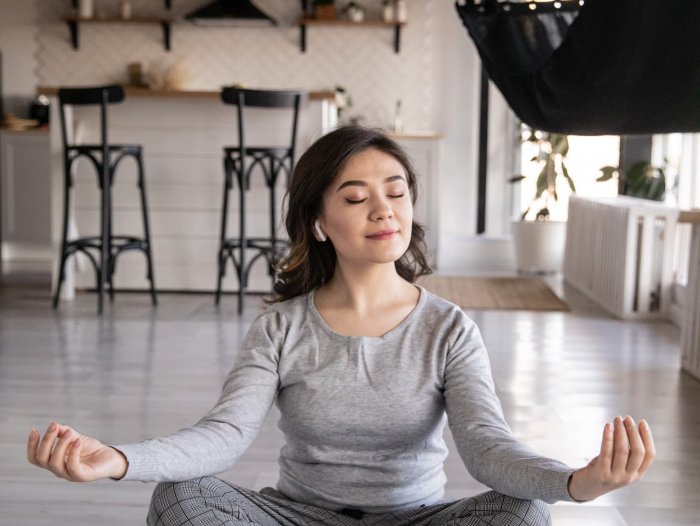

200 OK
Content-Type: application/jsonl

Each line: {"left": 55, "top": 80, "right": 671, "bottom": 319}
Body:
{"left": 78, "top": 0, "right": 94, "bottom": 19}
{"left": 121, "top": 0, "right": 133, "bottom": 20}
{"left": 395, "top": 0, "right": 407, "bottom": 23}
{"left": 382, "top": 0, "right": 394, "bottom": 22}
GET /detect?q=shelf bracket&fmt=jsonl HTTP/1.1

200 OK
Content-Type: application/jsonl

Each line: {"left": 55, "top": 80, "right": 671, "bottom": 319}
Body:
{"left": 300, "top": 24, "right": 307, "bottom": 53}
{"left": 161, "top": 21, "right": 171, "bottom": 51}
{"left": 67, "top": 19, "right": 79, "bottom": 49}
{"left": 297, "top": 21, "right": 402, "bottom": 54}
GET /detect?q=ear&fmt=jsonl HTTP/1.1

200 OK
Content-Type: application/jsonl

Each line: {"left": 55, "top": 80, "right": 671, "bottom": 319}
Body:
{"left": 313, "top": 219, "right": 327, "bottom": 242}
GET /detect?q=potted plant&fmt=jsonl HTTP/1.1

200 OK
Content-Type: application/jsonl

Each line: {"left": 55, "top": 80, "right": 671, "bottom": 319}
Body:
{"left": 509, "top": 128, "right": 575, "bottom": 273}
{"left": 597, "top": 160, "right": 666, "bottom": 201}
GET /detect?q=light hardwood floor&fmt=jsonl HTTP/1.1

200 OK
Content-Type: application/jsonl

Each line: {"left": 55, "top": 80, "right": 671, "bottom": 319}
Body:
{"left": 1, "top": 269, "right": 698, "bottom": 525}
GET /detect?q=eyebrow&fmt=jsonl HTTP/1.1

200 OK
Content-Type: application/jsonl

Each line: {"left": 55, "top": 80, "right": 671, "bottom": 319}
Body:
{"left": 336, "top": 175, "right": 406, "bottom": 192}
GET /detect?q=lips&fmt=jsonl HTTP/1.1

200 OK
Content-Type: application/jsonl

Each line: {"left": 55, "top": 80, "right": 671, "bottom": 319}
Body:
{"left": 367, "top": 229, "right": 398, "bottom": 240}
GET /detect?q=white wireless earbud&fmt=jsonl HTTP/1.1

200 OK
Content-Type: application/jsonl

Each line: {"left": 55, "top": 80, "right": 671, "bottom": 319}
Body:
{"left": 314, "top": 219, "right": 327, "bottom": 242}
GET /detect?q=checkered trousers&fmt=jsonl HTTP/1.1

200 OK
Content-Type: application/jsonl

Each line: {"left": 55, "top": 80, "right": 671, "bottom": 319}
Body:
{"left": 147, "top": 476, "right": 551, "bottom": 526}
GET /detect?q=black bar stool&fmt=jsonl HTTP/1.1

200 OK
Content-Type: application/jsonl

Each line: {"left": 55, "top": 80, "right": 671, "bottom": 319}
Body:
{"left": 216, "top": 87, "right": 305, "bottom": 313}
{"left": 53, "top": 85, "right": 157, "bottom": 313}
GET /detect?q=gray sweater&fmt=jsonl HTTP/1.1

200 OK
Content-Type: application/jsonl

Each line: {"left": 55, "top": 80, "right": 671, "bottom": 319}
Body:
{"left": 116, "top": 287, "right": 575, "bottom": 513}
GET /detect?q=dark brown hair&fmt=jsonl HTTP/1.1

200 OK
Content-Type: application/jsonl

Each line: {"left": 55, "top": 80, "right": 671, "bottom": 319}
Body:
{"left": 269, "top": 126, "right": 431, "bottom": 304}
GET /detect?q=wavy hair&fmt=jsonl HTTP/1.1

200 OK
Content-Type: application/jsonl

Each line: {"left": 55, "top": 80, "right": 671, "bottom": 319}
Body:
{"left": 269, "top": 126, "right": 431, "bottom": 304}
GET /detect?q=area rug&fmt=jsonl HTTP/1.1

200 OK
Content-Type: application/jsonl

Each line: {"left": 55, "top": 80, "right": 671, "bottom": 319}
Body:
{"left": 417, "top": 276, "right": 569, "bottom": 311}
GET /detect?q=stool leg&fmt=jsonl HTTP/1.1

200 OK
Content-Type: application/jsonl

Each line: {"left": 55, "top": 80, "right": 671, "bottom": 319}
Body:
{"left": 53, "top": 159, "right": 73, "bottom": 309}
{"left": 136, "top": 152, "right": 157, "bottom": 306}
{"left": 238, "top": 170, "right": 246, "bottom": 315}
{"left": 107, "top": 186, "right": 115, "bottom": 303}
{"left": 98, "top": 169, "right": 109, "bottom": 314}
{"left": 216, "top": 157, "right": 233, "bottom": 305}
{"left": 268, "top": 157, "right": 277, "bottom": 278}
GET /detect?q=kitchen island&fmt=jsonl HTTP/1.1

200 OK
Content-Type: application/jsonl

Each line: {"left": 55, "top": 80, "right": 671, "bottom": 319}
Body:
{"left": 39, "top": 87, "right": 440, "bottom": 297}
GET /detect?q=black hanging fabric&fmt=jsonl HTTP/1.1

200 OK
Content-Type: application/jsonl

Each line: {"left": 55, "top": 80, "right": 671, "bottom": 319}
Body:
{"left": 456, "top": 0, "right": 700, "bottom": 135}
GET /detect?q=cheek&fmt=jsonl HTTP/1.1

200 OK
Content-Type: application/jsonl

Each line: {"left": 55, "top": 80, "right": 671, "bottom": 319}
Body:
{"left": 398, "top": 199, "right": 414, "bottom": 225}
{"left": 322, "top": 207, "right": 359, "bottom": 239}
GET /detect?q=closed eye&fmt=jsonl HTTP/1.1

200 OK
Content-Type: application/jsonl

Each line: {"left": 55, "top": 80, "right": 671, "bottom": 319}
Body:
{"left": 345, "top": 193, "right": 404, "bottom": 204}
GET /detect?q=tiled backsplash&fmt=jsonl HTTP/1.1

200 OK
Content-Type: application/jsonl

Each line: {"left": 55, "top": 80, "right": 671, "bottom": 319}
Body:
{"left": 36, "top": 0, "right": 436, "bottom": 130}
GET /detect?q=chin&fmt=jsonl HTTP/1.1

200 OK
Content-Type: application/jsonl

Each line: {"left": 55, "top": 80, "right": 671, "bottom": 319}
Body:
{"left": 369, "top": 246, "right": 409, "bottom": 264}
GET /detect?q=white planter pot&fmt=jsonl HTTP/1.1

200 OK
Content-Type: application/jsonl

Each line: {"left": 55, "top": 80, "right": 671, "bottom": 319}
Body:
{"left": 511, "top": 220, "right": 567, "bottom": 274}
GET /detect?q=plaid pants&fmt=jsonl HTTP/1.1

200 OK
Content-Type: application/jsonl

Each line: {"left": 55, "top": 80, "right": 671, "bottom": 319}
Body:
{"left": 147, "top": 476, "right": 551, "bottom": 526}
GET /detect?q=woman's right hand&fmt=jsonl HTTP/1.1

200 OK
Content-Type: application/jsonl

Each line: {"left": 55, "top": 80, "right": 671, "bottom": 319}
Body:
{"left": 27, "top": 422, "right": 128, "bottom": 482}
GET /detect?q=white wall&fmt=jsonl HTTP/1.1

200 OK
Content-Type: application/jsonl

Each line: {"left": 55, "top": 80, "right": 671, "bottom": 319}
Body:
{"left": 33, "top": 0, "right": 436, "bottom": 132}
{"left": 431, "top": 0, "right": 517, "bottom": 272}
{"left": 1, "top": 0, "right": 518, "bottom": 271}
{"left": 0, "top": 1, "right": 40, "bottom": 116}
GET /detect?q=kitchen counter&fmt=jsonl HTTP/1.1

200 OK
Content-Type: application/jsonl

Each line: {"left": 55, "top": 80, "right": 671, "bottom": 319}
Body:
{"left": 38, "top": 86, "right": 336, "bottom": 101}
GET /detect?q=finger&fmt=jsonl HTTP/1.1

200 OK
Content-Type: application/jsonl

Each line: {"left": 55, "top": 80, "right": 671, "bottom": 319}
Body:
{"left": 35, "top": 422, "right": 60, "bottom": 468}
{"left": 65, "top": 437, "right": 84, "bottom": 481}
{"left": 624, "top": 416, "right": 645, "bottom": 474}
{"left": 27, "top": 429, "right": 40, "bottom": 466}
{"left": 638, "top": 419, "right": 656, "bottom": 475}
{"left": 611, "top": 416, "right": 630, "bottom": 474}
{"left": 48, "top": 428, "right": 75, "bottom": 479}
{"left": 598, "top": 421, "right": 614, "bottom": 473}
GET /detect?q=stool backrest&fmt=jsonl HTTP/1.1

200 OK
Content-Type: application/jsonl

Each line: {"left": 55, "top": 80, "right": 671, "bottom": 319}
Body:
{"left": 58, "top": 85, "right": 125, "bottom": 151}
{"left": 220, "top": 87, "right": 306, "bottom": 158}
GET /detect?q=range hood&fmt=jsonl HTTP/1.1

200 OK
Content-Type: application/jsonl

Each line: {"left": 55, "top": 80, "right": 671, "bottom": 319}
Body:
{"left": 185, "top": 0, "right": 277, "bottom": 26}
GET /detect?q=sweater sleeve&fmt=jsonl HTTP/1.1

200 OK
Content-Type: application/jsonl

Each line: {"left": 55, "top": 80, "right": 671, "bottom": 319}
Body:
{"left": 114, "top": 310, "right": 283, "bottom": 482}
{"left": 444, "top": 311, "right": 575, "bottom": 503}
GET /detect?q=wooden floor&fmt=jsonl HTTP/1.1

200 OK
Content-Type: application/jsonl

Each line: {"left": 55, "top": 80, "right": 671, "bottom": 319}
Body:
{"left": 1, "top": 269, "right": 699, "bottom": 525}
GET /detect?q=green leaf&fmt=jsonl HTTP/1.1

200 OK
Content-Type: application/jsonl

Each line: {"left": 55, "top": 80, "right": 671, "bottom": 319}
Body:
{"left": 597, "top": 166, "right": 617, "bottom": 182}
{"left": 520, "top": 204, "right": 532, "bottom": 221}
{"left": 536, "top": 165, "right": 548, "bottom": 197}
{"left": 562, "top": 163, "right": 576, "bottom": 192}
{"left": 626, "top": 161, "right": 649, "bottom": 184}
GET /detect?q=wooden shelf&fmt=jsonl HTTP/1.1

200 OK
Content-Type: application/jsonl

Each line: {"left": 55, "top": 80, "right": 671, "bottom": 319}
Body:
{"left": 67, "top": 0, "right": 172, "bottom": 50}
{"left": 38, "top": 86, "right": 337, "bottom": 102}
{"left": 298, "top": 18, "right": 406, "bottom": 53}
{"left": 70, "top": 0, "right": 171, "bottom": 9}
{"left": 65, "top": 16, "right": 173, "bottom": 51}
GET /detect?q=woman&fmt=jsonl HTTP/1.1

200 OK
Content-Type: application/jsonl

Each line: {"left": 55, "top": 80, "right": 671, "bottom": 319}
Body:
{"left": 27, "top": 126, "right": 655, "bottom": 525}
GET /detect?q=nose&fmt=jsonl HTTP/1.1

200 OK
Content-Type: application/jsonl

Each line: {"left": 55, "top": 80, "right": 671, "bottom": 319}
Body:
{"left": 369, "top": 195, "right": 394, "bottom": 221}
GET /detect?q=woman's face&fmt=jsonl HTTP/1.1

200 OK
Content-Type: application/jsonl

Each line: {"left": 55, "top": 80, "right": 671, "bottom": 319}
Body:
{"left": 318, "top": 148, "right": 413, "bottom": 267}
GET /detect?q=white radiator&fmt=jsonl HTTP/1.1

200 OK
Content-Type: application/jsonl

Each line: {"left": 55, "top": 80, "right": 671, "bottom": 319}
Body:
{"left": 679, "top": 212, "right": 700, "bottom": 381}
{"left": 564, "top": 196, "right": 678, "bottom": 320}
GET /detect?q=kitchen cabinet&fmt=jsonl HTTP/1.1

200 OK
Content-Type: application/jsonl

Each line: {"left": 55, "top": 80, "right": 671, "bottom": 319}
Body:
{"left": 0, "top": 130, "right": 52, "bottom": 267}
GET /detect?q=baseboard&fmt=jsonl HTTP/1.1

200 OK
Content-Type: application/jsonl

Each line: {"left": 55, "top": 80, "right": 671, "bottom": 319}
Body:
{"left": 1, "top": 242, "right": 52, "bottom": 270}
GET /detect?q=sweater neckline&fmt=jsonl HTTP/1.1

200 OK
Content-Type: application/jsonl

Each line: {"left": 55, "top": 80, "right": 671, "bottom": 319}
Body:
{"left": 307, "top": 285, "right": 426, "bottom": 341}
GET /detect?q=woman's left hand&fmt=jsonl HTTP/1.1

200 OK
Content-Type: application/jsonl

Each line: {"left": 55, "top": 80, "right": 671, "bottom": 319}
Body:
{"left": 568, "top": 416, "right": 655, "bottom": 502}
